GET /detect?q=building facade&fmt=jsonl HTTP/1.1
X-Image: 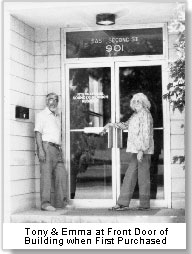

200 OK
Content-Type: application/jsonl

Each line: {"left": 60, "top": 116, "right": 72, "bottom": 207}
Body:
{"left": 4, "top": 2, "right": 185, "bottom": 222}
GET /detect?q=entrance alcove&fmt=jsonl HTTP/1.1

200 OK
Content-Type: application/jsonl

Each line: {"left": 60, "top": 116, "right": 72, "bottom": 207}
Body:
{"left": 4, "top": 2, "right": 185, "bottom": 222}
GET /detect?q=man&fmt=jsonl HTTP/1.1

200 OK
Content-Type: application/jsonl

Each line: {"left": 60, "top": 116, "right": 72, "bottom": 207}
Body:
{"left": 35, "top": 93, "right": 67, "bottom": 211}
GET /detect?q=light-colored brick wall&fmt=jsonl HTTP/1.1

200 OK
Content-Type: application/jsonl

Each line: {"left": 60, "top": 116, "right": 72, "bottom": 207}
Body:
{"left": 8, "top": 20, "right": 185, "bottom": 211}
{"left": 34, "top": 28, "right": 61, "bottom": 208}
{"left": 9, "top": 16, "right": 35, "bottom": 213}
{"left": 168, "top": 31, "right": 185, "bottom": 208}
{"left": 170, "top": 111, "right": 185, "bottom": 208}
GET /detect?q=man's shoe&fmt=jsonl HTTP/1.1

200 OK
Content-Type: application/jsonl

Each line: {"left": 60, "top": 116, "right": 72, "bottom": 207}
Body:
{"left": 41, "top": 205, "right": 56, "bottom": 211}
{"left": 138, "top": 207, "right": 150, "bottom": 211}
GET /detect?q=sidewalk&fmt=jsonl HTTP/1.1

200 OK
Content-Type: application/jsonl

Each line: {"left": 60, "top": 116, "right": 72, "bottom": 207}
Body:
{"left": 11, "top": 208, "right": 185, "bottom": 223}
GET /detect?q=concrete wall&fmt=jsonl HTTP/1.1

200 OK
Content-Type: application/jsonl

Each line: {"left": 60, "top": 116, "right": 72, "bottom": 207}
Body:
{"left": 9, "top": 16, "right": 35, "bottom": 213}
{"left": 34, "top": 28, "right": 62, "bottom": 208}
{"left": 9, "top": 22, "right": 62, "bottom": 212}
{"left": 168, "top": 31, "right": 185, "bottom": 208}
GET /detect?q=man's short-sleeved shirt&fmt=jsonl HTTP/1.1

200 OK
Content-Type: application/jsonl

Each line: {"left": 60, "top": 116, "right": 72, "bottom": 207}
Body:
{"left": 34, "top": 107, "right": 61, "bottom": 145}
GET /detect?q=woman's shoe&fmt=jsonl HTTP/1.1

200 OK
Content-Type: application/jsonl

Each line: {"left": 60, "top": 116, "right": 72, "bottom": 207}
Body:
{"left": 41, "top": 205, "right": 56, "bottom": 211}
{"left": 109, "top": 205, "right": 129, "bottom": 211}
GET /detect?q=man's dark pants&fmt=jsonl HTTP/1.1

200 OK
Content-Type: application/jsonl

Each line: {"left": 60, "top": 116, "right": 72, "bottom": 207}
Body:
{"left": 40, "top": 142, "right": 67, "bottom": 208}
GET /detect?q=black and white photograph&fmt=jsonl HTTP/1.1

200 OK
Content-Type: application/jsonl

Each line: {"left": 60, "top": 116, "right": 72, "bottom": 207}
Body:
{"left": 2, "top": 0, "right": 188, "bottom": 250}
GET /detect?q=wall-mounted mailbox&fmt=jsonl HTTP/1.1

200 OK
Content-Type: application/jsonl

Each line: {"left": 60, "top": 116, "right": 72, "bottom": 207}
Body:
{"left": 15, "top": 106, "right": 29, "bottom": 119}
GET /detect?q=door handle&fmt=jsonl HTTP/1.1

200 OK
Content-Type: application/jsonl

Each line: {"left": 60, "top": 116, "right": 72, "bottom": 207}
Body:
{"left": 108, "top": 126, "right": 113, "bottom": 148}
{"left": 84, "top": 127, "right": 103, "bottom": 134}
{"left": 117, "top": 128, "right": 123, "bottom": 148}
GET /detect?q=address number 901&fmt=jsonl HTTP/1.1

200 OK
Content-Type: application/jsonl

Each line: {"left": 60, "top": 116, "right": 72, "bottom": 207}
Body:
{"left": 106, "top": 44, "right": 124, "bottom": 53}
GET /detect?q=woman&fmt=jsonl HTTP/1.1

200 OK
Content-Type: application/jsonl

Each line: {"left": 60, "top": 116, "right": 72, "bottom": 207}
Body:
{"left": 103, "top": 93, "right": 154, "bottom": 211}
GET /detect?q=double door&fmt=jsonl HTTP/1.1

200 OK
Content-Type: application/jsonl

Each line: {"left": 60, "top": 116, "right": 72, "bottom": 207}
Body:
{"left": 65, "top": 61, "right": 169, "bottom": 208}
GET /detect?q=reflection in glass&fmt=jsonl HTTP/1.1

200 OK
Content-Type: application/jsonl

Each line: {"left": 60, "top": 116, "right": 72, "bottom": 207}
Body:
{"left": 119, "top": 66, "right": 164, "bottom": 199}
{"left": 70, "top": 68, "right": 111, "bottom": 129}
{"left": 66, "top": 28, "right": 163, "bottom": 58}
{"left": 69, "top": 68, "right": 112, "bottom": 199}
{"left": 70, "top": 132, "right": 112, "bottom": 199}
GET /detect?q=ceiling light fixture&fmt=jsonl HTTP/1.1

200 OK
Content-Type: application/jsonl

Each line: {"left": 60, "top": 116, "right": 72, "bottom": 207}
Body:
{"left": 96, "top": 13, "right": 115, "bottom": 25}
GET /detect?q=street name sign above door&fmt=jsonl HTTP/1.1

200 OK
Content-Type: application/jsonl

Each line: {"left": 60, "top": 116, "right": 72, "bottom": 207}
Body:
{"left": 66, "top": 28, "right": 163, "bottom": 58}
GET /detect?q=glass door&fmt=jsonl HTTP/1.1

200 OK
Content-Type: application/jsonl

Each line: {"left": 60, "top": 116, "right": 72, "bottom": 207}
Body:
{"left": 65, "top": 61, "right": 169, "bottom": 208}
{"left": 66, "top": 63, "right": 116, "bottom": 207}
{"left": 115, "top": 62, "right": 168, "bottom": 207}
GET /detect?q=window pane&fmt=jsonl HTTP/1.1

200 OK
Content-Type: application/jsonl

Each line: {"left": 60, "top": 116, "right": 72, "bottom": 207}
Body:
{"left": 69, "top": 67, "right": 112, "bottom": 199}
{"left": 66, "top": 28, "right": 163, "bottom": 58}
{"left": 70, "top": 68, "right": 111, "bottom": 129}
{"left": 119, "top": 66, "right": 164, "bottom": 199}
{"left": 70, "top": 132, "right": 112, "bottom": 199}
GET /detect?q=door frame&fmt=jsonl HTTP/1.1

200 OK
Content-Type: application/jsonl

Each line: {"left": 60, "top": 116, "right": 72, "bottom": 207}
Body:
{"left": 114, "top": 61, "right": 171, "bottom": 208}
{"left": 61, "top": 23, "right": 171, "bottom": 208}
{"left": 63, "top": 60, "right": 171, "bottom": 208}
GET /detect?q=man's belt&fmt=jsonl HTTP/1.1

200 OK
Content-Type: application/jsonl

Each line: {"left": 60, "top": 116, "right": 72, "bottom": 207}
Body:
{"left": 48, "top": 142, "right": 61, "bottom": 150}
